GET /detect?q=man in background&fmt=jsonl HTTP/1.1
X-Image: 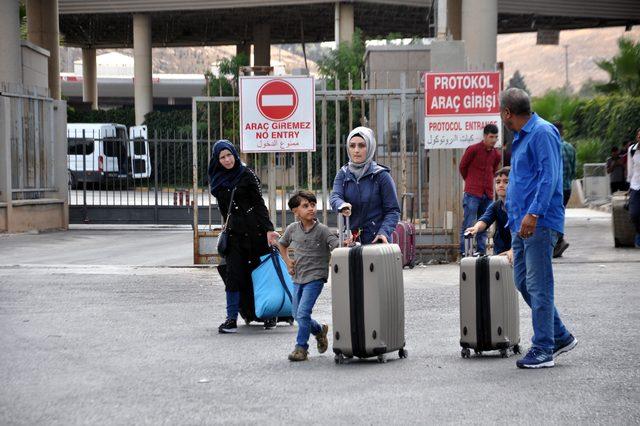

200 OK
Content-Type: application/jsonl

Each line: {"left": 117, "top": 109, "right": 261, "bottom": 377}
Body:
{"left": 458, "top": 124, "right": 501, "bottom": 257}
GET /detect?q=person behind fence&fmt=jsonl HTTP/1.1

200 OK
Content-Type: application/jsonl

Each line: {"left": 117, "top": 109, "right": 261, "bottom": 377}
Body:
{"left": 607, "top": 146, "right": 628, "bottom": 194}
{"left": 458, "top": 124, "right": 502, "bottom": 257}
{"left": 464, "top": 167, "right": 513, "bottom": 261}
{"left": 276, "top": 190, "right": 339, "bottom": 362}
{"left": 500, "top": 88, "right": 578, "bottom": 369}
{"left": 627, "top": 129, "right": 640, "bottom": 248}
{"left": 330, "top": 126, "right": 400, "bottom": 244}
{"left": 208, "top": 140, "right": 280, "bottom": 334}
{"left": 552, "top": 122, "right": 576, "bottom": 258}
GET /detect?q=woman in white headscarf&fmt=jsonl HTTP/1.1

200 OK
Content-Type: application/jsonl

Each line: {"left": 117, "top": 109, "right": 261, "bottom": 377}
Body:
{"left": 330, "top": 126, "right": 400, "bottom": 244}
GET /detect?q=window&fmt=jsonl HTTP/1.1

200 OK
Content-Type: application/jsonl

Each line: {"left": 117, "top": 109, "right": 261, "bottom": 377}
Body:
{"left": 67, "top": 138, "right": 95, "bottom": 155}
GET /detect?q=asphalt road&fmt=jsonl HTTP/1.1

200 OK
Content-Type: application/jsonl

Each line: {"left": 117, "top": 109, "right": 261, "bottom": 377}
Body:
{"left": 0, "top": 209, "right": 639, "bottom": 424}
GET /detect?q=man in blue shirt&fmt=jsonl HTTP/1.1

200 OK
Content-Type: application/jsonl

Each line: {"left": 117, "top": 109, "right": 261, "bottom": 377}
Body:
{"left": 500, "top": 88, "right": 578, "bottom": 369}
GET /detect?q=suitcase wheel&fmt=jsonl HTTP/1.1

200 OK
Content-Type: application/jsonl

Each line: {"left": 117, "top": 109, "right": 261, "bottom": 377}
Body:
{"left": 244, "top": 319, "right": 251, "bottom": 325}
{"left": 461, "top": 348, "right": 471, "bottom": 358}
{"left": 334, "top": 354, "right": 346, "bottom": 364}
{"left": 377, "top": 354, "right": 387, "bottom": 363}
{"left": 500, "top": 349, "right": 509, "bottom": 358}
{"left": 398, "top": 348, "right": 408, "bottom": 359}
{"left": 512, "top": 344, "right": 521, "bottom": 355}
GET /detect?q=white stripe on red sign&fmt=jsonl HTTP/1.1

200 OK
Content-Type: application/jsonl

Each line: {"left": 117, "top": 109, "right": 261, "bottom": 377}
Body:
{"left": 261, "top": 94, "right": 294, "bottom": 107}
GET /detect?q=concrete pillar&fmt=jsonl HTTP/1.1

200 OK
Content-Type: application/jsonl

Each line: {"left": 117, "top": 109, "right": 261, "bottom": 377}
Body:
{"left": 26, "top": 0, "right": 61, "bottom": 99}
{"left": 0, "top": 0, "right": 21, "bottom": 86}
{"left": 334, "top": 2, "right": 354, "bottom": 45}
{"left": 461, "top": 0, "right": 497, "bottom": 70}
{"left": 236, "top": 42, "right": 251, "bottom": 62}
{"left": 133, "top": 14, "right": 153, "bottom": 125}
{"left": 448, "top": 0, "right": 462, "bottom": 40}
{"left": 253, "top": 24, "right": 271, "bottom": 68}
{"left": 82, "top": 47, "right": 98, "bottom": 110}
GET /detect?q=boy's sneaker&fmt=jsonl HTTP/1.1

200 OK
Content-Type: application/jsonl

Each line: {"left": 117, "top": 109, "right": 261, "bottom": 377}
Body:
{"left": 315, "top": 323, "right": 329, "bottom": 354}
{"left": 553, "top": 334, "right": 578, "bottom": 358}
{"left": 263, "top": 317, "right": 277, "bottom": 330}
{"left": 218, "top": 318, "right": 237, "bottom": 334}
{"left": 288, "top": 346, "right": 308, "bottom": 362}
{"left": 516, "top": 347, "right": 554, "bottom": 369}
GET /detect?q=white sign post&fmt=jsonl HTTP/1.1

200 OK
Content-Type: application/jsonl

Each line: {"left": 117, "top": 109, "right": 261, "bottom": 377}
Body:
{"left": 239, "top": 76, "right": 316, "bottom": 153}
{"left": 424, "top": 71, "right": 502, "bottom": 149}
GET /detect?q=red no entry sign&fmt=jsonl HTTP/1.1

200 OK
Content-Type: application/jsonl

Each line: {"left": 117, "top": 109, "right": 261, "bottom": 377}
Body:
{"left": 256, "top": 80, "right": 299, "bottom": 121}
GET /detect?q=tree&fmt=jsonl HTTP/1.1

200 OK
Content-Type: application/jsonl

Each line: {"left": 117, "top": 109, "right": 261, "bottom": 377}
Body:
{"left": 596, "top": 37, "right": 640, "bottom": 97}
{"left": 507, "top": 70, "right": 530, "bottom": 94}
{"left": 317, "top": 29, "right": 366, "bottom": 90}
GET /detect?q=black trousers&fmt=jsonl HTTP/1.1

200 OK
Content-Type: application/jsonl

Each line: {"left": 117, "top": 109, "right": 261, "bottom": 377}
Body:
{"left": 611, "top": 181, "right": 629, "bottom": 194}
{"left": 629, "top": 189, "right": 640, "bottom": 234}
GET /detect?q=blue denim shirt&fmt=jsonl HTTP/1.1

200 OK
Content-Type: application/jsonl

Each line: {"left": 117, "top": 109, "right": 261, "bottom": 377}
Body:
{"left": 506, "top": 113, "right": 565, "bottom": 234}
{"left": 478, "top": 199, "right": 511, "bottom": 254}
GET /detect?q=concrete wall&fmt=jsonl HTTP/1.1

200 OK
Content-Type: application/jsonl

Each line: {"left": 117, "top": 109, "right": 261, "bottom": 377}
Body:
{"left": 21, "top": 41, "right": 50, "bottom": 90}
{"left": 365, "top": 46, "right": 429, "bottom": 89}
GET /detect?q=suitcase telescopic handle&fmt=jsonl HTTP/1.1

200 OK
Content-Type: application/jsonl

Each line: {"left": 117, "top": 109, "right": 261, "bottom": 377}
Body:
{"left": 464, "top": 232, "right": 475, "bottom": 257}
{"left": 338, "top": 212, "right": 350, "bottom": 248}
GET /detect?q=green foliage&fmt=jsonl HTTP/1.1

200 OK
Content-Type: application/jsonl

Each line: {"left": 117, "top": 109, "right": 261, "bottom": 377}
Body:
{"left": 574, "top": 138, "right": 606, "bottom": 179}
{"left": 595, "top": 37, "right": 640, "bottom": 97}
{"left": 317, "top": 29, "right": 366, "bottom": 90}
{"left": 507, "top": 70, "right": 530, "bottom": 94}
{"left": 568, "top": 95, "right": 640, "bottom": 153}
{"left": 531, "top": 89, "right": 580, "bottom": 133}
{"left": 67, "top": 107, "right": 136, "bottom": 128}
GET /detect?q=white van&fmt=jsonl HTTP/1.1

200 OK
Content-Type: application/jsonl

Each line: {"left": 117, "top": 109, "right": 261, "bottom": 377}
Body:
{"left": 67, "top": 123, "right": 151, "bottom": 186}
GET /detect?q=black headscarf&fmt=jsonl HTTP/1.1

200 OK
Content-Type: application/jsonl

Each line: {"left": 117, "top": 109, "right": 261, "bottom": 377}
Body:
{"left": 207, "top": 140, "right": 245, "bottom": 197}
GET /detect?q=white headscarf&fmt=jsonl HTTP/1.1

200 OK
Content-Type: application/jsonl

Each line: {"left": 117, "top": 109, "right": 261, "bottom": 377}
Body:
{"left": 346, "top": 126, "right": 377, "bottom": 181}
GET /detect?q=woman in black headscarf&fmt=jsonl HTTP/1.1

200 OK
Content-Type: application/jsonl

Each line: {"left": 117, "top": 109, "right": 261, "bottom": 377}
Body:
{"left": 208, "top": 140, "right": 280, "bottom": 333}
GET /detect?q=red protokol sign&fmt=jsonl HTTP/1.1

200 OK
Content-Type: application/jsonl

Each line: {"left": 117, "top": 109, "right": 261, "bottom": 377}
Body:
{"left": 256, "top": 80, "right": 299, "bottom": 121}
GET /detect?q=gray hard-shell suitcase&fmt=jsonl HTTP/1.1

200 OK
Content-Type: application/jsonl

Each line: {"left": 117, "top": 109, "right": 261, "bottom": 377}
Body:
{"left": 459, "top": 236, "right": 520, "bottom": 358}
{"left": 611, "top": 194, "right": 635, "bottom": 247}
{"left": 330, "top": 216, "right": 407, "bottom": 363}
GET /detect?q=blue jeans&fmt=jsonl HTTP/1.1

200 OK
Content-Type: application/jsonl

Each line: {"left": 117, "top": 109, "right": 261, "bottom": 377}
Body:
{"left": 512, "top": 227, "right": 571, "bottom": 355}
{"left": 460, "top": 193, "right": 491, "bottom": 255}
{"left": 226, "top": 290, "right": 240, "bottom": 320}
{"left": 292, "top": 280, "right": 324, "bottom": 350}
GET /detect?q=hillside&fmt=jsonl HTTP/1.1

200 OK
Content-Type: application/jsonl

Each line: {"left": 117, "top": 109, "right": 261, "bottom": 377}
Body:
{"left": 498, "top": 26, "right": 640, "bottom": 96}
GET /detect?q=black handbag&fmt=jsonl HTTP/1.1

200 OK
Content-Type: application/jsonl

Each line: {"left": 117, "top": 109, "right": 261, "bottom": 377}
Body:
{"left": 217, "top": 187, "right": 236, "bottom": 256}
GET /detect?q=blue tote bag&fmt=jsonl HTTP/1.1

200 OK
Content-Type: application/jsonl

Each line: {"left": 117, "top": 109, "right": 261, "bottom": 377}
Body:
{"left": 251, "top": 248, "right": 294, "bottom": 319}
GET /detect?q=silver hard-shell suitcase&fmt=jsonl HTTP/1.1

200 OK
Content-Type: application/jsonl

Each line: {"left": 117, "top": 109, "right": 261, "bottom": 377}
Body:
{"left": 330, "top": 216, "right": 407, "bottom": 363}
{"left": 459, "top": 236, "right": 520, "bottom": 358}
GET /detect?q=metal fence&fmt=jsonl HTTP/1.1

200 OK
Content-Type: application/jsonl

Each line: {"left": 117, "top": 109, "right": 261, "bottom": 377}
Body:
{"left": 67, "top": 74, "right": 461, "bottom": 261}
{"left": 190, "top": 74, "right": 460, "bottom": 263}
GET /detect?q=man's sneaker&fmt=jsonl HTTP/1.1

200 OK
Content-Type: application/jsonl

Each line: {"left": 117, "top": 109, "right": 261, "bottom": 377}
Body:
{"left": 263, "top": 317, "right": 277, "bottom": 330}
{"left": 553, "top": 239, "right": 570, "bottom": 258}
{"left": 516, "top": 347, "right": 554, "bottom": 369}
{"left": 554, "top": 334, "right": 578, "bottom": 358}
{"left": 218, "top": 318, "right": 237, "bottom": 334}
{"left": 288, "top": 346, "right": 308, "bottom": 362}
{"left": 315, "top": 323, "right": 329, "bottom": 354}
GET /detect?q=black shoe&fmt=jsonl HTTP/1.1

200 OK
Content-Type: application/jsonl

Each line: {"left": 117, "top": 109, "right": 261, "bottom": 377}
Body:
{"left": 218, "top": 318, "right": 237, "bottom": 334}
{"left": 553, "top": 239, "right": 569, "bottom": 258}
{"left": 263, "top": 317, "right": 277, "bottom": 330}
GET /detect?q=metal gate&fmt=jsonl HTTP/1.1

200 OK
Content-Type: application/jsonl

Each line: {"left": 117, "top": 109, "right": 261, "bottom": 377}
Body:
{"left": 191, "top": 72, "right": 462, "bottom": 264}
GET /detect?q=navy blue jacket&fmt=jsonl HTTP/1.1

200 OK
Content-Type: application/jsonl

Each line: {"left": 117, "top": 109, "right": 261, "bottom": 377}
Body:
{"left": 478, "top": 199, "right": 511, "bottom": 254}
{"left": 330, "top": 162, "right": 400, "bottom": 244}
